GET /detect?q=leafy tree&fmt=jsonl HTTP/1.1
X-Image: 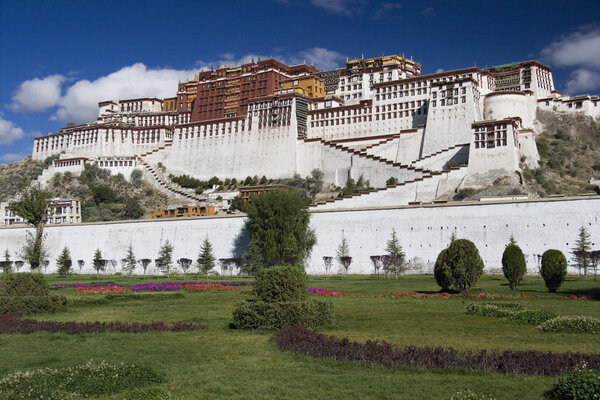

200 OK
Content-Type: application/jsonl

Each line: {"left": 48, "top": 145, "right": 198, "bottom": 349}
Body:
{"left": 156, "top": 240, "right": 174, "bottom": 277}
{"left": 243, "top": 176, "right": 253, "bottom": 186}
{"left": 137, "top": 258, "right": 151, "bottom": 277}
{"left": 230, "top": 195, "right": 245, "bottom": 212}
{"left": 259, "top": 175, "right": 268, "bottom": 185}
{"left": 77, "top": 260, "right": 85, "bottom": 272}
{"left": 502, "top": 243, "right": 526, "bottom": 290}
{"left": 572, "top": 226, "right": 592, "bottom": 279}
{"left": 121, "top": 197, "right": 144, "bottom": 220}
{"left": 197, "top": 237, "right": 216, "bottom": 278}
{"left": 434, "top": 239, "right": 484, "bottom": 292}
{"left": 590, "top": 250, "right": 600, "bottom": 280}
{"left": 56, "top": 247, "right": 72, "bottom": 278}
{"left": 177, "top": 258, "right": 193, "bottom": 276}
{"left": 384, "top": 229, "right": 406, "bottom": 279}
{"left": 10, "top": 185, "right": 51, "bottom": 270}
{"left": 129, "top": 169, "right": 143, "bottom": 188}
{"left": 323, "top": 256, "right": 333, "bottom": 276}
{"left": 386, "top": 177, "right": 398, "bottom": 186}
{"left": 92, "top": 249, "right": 105, "bottom": 278}
{"left": 541, "top": 249, "right": 567, "bottom": 292}
{"left": 370, "top": 255, "right": 382, "bottom": 278}
{"left": 122, "top": 245, "right": 137, "bottom": 275}
{"left": 244, "top": 189, "right": 316, "bottom": 266}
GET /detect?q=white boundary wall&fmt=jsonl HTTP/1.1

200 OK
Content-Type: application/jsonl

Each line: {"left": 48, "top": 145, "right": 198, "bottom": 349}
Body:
{"left": 0, "top": 197, "right": 598, "bottom": 275}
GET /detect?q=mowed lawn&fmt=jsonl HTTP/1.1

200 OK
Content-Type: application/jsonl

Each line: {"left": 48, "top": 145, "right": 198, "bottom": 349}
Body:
{"left": 0, "top": 274, "right": 598, "bottom": 399}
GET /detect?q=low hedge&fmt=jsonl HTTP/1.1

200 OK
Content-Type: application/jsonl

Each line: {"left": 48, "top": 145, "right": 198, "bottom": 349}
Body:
{"left": 545, "top": 369, "right": 600, "bottom": 400}
{"left": 465, "top": 303, "right": 557, "bottom": 325}
{"left": 231, "top": 299, "right": 333, "bottom": 330}
{"left": 0, "top": 273, "right": 49, "bottom": 296}
{"left": 538, "top": 316, "right": 600, "bottom": 334}
{"left": 0, "top": 295, "right": 67, "bottom": 314}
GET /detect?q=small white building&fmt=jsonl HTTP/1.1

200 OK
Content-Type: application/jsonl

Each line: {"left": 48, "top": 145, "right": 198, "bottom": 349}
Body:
{"left": 0, "top": 198, "right": 82, "bottom": 227}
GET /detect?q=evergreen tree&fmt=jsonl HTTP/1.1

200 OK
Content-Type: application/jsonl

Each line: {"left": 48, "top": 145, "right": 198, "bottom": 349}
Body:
{"left": 197, "top": 238, "right": 216, "bottom": 278}
{"left": 243, "top": 237, "right": 263, "bottom": 276}
{"left": 92, "top": 249, "right": 104, "bottom": 278}
{"left": 572, "top": 226, "right": 592, "bottom": 279}
{"left": 122, "top": 245, "right": 137, "bottom": 275}
{"left": 384, "top": 229, "right": 406, "bottom": 279}
{"left": 56, "top": 247, "right": 72, "bottom": 278}
{"left": 336, "top": 237, "right": 351, "bottom": 276}
{"left": 156, "top": 240, "right": 174, "bottom": 277}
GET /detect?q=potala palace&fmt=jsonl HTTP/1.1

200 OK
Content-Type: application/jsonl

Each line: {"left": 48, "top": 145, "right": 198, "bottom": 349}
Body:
{"left": 32, "top": 55, "right": 600, "bottom": 210}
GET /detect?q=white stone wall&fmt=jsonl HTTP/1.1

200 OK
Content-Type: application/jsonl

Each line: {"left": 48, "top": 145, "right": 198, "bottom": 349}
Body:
{"left": 484, "top": 92, "right": 537, "bottom": 129}
{"left": 1, "top": 197, "right": 597, "bottom": 276}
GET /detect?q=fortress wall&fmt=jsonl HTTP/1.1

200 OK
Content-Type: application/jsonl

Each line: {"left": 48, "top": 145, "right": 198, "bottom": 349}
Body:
{"left": 1, "top": 197, "right": 597, "bottom": 275}
{"left": 166, "top": 121, "right": 298, "bottom": 181}
{"left": 484, "top": 92, "right": 537, "bottom": 129}
{"left": 421, "top": 96, "right": 479, "bottom": 158}
{"left": 348, "top": 156, "right": 423, "bottom": 187}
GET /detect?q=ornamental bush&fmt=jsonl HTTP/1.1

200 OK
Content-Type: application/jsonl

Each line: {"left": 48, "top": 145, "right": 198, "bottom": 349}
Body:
{"left": 0, "top": 295, "right": 67, "bottom": 314}
{"left": 538, "top": 316, "right": 600, "bottom": 334}
{"left": 253, "top": 265, "right": 308, "bottom": 302}
{"left": 231, "top": 299, "right": 333, "bottom": 330}
{"left": 0, "top": 273, "right": 49, "bottom": 296}
{"left": 465, "top": 303, "right": 557, "bottom": 325}
{"left": 434, "top": 239, "right": 484, "bottom": 292}
{"left": 545, "top": 369, "right": 600, "bottom": 400}
{"left": 541, "top": 249, "right": 567, "bottom": 292}
{"left": 502, "top": 244, "right": 526, "bottom": 290}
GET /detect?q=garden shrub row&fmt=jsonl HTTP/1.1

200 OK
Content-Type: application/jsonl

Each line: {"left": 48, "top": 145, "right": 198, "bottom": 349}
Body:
{"left": 0, "top": 360, "right": 163, "bottom": 400}
{"left": 0, "top": 295, "right": 67, "bottom": 314}
{"left": 232, "top": 299, "right": 333, "bottom": 330}
{"left": 0, "top": 313, "right": 206, "bottom": 334}
{"left": 67, "top": 292, "right": 186, "bottom": 307}
{"left": 538, "top": 316, "right": 600, "bottom": 334}
{"left": 0, "top": 273, "right": 49, "bottom": 296}
{"left": 273, "top": 325, "right": 600, "bottom": 375}
{"left": 465, "top": 303, "right": 557, "bottom": 325}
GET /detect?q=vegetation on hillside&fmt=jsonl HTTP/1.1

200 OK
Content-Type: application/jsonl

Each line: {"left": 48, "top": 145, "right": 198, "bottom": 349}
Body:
{"left": 523, "top": 110, "right": 600, "bottom": 196}
{"left": 45, "top": 164, "right": 169, "bottom": 222}
{"left": 0, "top": 155, "right": 58, "bottom": 203}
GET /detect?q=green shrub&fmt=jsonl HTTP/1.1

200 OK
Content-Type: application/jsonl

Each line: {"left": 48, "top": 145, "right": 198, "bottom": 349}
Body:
{"left": 434, "top": 239, "right": 484, "bottom": 292}
{"left": 0, "top": 361, "right": 163, "bottom": 399}
{"left": 545, "top": 369, "right": 600, "bottom": 400}
{"left": 0, "top": 295, "right": 68, "bottom": 314}
{"left": 502, "top": 244, "right": 526, "bottom": 290}
{"left": 231, "top": 299, "right": 333, "bottom": 330}
{"left": 0, "top": 273, "right": 49, "bottom": 296}
{"left": 511, "top": 309, "right": 557, "bottom": 325}
{"left": 253, "top": 265, "right": 308, "bottom": 302}
{"left": 540, "top": 249, "right": 567, "bottom": 292}
{"left": 538, "top": 316, "right": 600, "bottom": 334}
{"left": 465, "top": 303, "right": 556, "bottom": 325}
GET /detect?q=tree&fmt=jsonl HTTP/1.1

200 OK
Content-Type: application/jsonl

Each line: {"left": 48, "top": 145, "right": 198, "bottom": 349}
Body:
{"left": 137, "top": 258, "right": 151, "bottom": 277}
{"left": 77, "top": 260, "right": 85, "bottom": 273}
{"left": 244, "top": 189, "right": 316, "bottom": 267}
{"left": 0, "top": 250, "right": 12, "bottom": 274}
{"left": 502, "top": 243, "right": 526, "bottom": 290}
{"left": 156, "top": 240, "right": 174, "bottom": 277}
{"left": 572, "top": 226, "right": 592, "bottom": 279}
{"left": 177, "top": 258, "right": 193, "bottom": 276}
{"left": 507, "top": 234, "right": 518, "bottom": 246}
{"left": 384, "top": 229, "right": 406, "bottom": 279}
{"left": 323, "top": 256, "right": 333, "bottom": 276}
{"left": 590, "top": 250, "right": 600, "bottom": 280}
{"left": 56, "top": 247, "right": 72, "bottom": 278}
{"left": 541, "top": 249, "right": 567, "bottom": 292}
{"left": 434, "top": 239, "right": 484, "bottom": 292}
{"left": 14, "top": 261, "right": 24, "bottom": 272}
{"left": 197, "top": 238, "right": 215, "bottom": 278}
{"left": 243, "top": 237, "right": 263, "bottom": 276}
{"left": 122, "top": 245, "right": 137, "bottom": 275}
{"left": 10, "top": 185, "right": 51, "bottom": 270}
{"left": 336, "top": 237, "right": 351, "bottom": 276}
{"left": 92, "top": 249, "right": 106, "bottom": 279}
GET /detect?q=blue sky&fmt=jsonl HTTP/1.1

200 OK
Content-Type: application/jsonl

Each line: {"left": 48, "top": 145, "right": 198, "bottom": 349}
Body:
{"left": 1, "top": 0, "right": 599, "bottom": 164}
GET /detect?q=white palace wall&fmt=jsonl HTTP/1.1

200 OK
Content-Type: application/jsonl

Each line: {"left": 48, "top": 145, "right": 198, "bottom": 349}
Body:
{"left": 0, "top": 197, "right": 597, "bottom": 276}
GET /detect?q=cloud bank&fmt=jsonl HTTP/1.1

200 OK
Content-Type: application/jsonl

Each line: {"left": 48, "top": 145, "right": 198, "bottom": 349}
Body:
{"left": 0, "top": 117, "right": 24, "bottom": 145}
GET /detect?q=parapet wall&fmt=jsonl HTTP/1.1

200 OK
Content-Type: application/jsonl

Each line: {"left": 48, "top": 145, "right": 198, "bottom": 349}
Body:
{"left": 0, "top": 197, "right": 597, "bottom": 276}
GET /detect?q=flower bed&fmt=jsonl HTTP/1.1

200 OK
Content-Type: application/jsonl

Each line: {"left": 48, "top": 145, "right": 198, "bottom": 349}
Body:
{"left": 0, "top": 313, "right": 206, "bottom": 334}
{"left": 273, "top": 325, "right": 600, "bottom": 375}
{"left": 130, "top": 281, "right": 252, "bottom": 292}
{"left": 308, "top": 288, "right": 356, "bottom": 297}
{"left": 130, "top": 283, "right": 182, "bottom": 292}
{"left": 308, "top": 289, "right": 596, "bottom": 300}
{"left": 76, "top": 286, "right": 129, "bottom": 295}
{"left": 183, "top": 283, "right": 237, "bottom": 292}
{"left": 538, "top": 316, "right": 600, "bottom": 334}
{"left": 52, "top": 283, "right": 124, "bottom": 288}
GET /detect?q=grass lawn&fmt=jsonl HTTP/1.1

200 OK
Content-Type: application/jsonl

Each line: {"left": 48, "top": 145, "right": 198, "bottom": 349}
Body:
{"left": 0, "top": 273, "right": 598, "bottom": 399}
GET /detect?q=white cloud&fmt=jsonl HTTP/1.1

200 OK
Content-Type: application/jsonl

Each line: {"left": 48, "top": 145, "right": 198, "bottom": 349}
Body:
{"left": 541, "top": 27, "right": 600, "bottom": 94}
{"left": 288, "top": 47, "right": 345, "bottom": 71}
{"left": 10, "top": 74, "right": 65, "bottom": 112}
{"left": 374, "top": 2, "right": 403, "bottom": 20}
{"left": 541, "top": 28, "right": 600, "bottom": 68}
{"left": 310, "top": 0, "right": 365, "bottom": 17}
{"left": 565, "top": 69, "right": 600, "bottom": 94}
{"left": 421, "top": 7, "right": 435, "bottom": 16}
{"left": 435, "top": 68, "right": 444, "bottom": 73}
{"left": 0, "top": 117, "right": 25, "bottom": 145}
{"left": 0, "top": 153, "right": 27, "bottom": 163}
{"left": 53, "top": 63, "right": 196, "bottom": 123}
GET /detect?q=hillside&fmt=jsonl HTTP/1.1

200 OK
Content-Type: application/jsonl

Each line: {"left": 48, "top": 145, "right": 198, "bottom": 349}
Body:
{"left": 523, "top": 110, "right": 600, "bottom": 196}
{"left": 0, "top": 156, "right": 52, "bottom": 203}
